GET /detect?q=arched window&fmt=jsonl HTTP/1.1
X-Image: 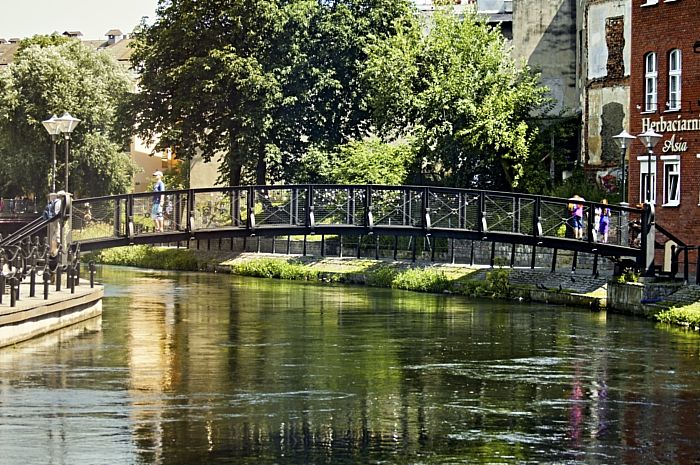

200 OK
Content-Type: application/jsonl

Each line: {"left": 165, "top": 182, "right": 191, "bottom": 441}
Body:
{"left": 668, "top": 49, "right": 681, "bottom": 111}
{"left": 645, "top": 52, "right": 657, "bottom": 112}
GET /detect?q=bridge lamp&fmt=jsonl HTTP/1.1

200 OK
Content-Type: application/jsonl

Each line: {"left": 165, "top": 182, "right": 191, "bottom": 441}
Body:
{"left": 55, "top": 112, "right": 81, "bottom": 193}
{"left": 42, "top": 115, "right": 61, "bottom": 193}
{"left": 612, "top": 130, "right": 636, "bottom": 204}
{"left": 637, "top": 129, "right": 662, "bottom": 204}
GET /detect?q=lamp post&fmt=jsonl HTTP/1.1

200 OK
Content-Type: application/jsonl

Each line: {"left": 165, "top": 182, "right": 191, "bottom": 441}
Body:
{"left": 612, "top": 130, "right": 636, "bottom": 205}
{"left": 55, "top": 112, "right": 81, "bottom": 193}
{"left": 41, "top": 115, "right": 61, "bottom": 193}
{"left": 637, "top": 129, "right": 662, "bottom": 204}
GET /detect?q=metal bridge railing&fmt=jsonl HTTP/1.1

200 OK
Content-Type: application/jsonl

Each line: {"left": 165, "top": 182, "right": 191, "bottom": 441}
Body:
{"left": 70, "top": 184, "right": 647, "bottom": 263}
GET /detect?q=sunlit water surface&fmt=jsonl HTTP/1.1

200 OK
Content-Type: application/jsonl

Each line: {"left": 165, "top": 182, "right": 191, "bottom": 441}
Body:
{"left": 1, "top": 266, "right": 700, "bottom": 464}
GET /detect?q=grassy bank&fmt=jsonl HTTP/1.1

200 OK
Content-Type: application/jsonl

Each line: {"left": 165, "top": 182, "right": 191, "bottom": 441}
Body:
{"left": 655, "top": 305, "right": 700, "bottom": 330}
{"left": 82, "top": 245, "right": 201, "bottom": 271}
{"left": 228, "top": 256, "right": 514, "bottom": 299}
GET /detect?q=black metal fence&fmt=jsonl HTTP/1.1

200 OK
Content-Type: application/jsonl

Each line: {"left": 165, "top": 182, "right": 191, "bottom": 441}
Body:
{"left": 71, "top": 185, "right": 645, "bottom": 259}
{"left": 0, "top": 236, "right": 94, "bottom": 308}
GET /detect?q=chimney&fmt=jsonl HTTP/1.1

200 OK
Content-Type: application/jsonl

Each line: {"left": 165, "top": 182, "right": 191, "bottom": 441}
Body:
{"left": 105, "top": 29, "right": 123, "bottom": 45}
{"left": 0, "top": 39, "right": 7, "bottom": 44}
{"left": 8, "top": 38, "right": 20, "bottom": 44}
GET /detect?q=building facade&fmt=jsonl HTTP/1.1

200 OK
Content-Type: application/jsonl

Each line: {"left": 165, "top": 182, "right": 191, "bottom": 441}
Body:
{"left": 578, "top": 0, "right": 631, "bottom": 193}
{"left": 628, "top": 0, "right": 700, "bottom": 248}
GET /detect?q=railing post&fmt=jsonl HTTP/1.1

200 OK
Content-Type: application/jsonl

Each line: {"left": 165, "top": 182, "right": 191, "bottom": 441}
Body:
{"left": 43, "top": 266, "right": 50, "bottom": 299}
{"left": 247, "top": 186, "right": 256, "bottom": 231}
{"left": 640, "top": 203, "right": 656, "bottom": 277}
{"left": 365, "top": 185, "right": 373, "bottom": 232}
{"left": 89, "top": 261, "right": 96, "bottom": 288}
{"left": 683, "top": 247, "right": 689, "bottom": 284}
{"left": 478, "top": 191, "right": 486, "bottom": 237}
{"left": 307, "top": 185, "right": 315, "bottom": 232}
{"left": 422, "top": 187, "right": 431, "bottom": 232}
{"left": 696, "top": 247, "right": 700, "bottom": 285}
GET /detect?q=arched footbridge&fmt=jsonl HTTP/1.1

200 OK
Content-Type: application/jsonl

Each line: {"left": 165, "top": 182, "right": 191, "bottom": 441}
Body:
{"left": 47, "top": 184, "right": 656, "bottom": 275}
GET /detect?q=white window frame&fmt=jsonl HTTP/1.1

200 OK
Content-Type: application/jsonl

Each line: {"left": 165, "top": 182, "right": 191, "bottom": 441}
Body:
{"left": 641, "top": 0, "right": 659, "bottom": 5}
{"left": 645, "top": 52, "right": 657, "bottom": 112}
{"left": 661, "top": 155, "right": 680, "bottom": 206}
{"left": 638, "top": 155, "right": 657, "bottom": 204}
{"left": 668, "top": 49, "right": 681, "bottom": 111}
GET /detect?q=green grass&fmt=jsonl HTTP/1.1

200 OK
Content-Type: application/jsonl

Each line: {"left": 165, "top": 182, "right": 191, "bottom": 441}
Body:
{"left": 229, "top": 257, "right": 511, "bottom": 298}
{"left": 655, "top": 305, "right": 700, "bottom": 329}
{"left": 83, "top": 245, "right": 200, "bottom": 271}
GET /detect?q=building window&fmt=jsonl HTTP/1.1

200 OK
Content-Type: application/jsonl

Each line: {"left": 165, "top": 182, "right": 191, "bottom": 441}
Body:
{"left": 644, "top": 52, "right": 657, "bottom": 112}
{"left": 662, "top": 155, "right": 680, "bottom": 206}
{"left": 638, "top": 155, "right": 657, "bottom": 204}
{"left": 668, "top": 49, "right": 681, "bottom": 110}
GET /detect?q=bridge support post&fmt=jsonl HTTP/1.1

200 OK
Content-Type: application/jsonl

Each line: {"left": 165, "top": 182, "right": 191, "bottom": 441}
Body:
{"left": 551, "top": 249, "right": 558, "bottom": 273}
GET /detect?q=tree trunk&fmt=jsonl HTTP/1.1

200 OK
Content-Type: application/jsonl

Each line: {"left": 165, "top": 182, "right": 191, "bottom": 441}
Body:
{"left": 255, "top": 148, "right": 266, "bottom": 186}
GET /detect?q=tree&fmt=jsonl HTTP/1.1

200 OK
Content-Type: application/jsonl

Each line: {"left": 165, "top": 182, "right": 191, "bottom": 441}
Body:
{"left": 0, "top": 36, "right": 135, "bottom": 198}
{"left": 126, "top": 0, "right": 417, "bottom": 187}
{"left": 363, "top": 8, "right": 549, "bottom": 190}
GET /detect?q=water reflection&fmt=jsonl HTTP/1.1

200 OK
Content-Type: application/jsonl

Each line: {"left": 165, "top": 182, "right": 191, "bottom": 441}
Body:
{"left": 1, "top": 266, "right": 700, "bottom": 464}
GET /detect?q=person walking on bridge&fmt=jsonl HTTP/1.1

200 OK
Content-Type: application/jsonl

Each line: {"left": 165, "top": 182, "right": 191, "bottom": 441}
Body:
{"left": 152, "top": 171, "right": 165, "bottom": 233}
{"left": 568, "top": 194, "right": 585, "bottom": 240}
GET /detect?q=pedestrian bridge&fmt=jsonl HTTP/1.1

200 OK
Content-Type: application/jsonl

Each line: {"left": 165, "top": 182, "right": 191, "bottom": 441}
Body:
{"left": 57, "top": 184, "right": 653, "bottom": 272}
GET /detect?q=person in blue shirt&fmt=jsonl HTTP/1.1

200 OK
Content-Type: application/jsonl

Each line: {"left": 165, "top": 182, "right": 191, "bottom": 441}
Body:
{"left": 152, "top": 171, "right": 165, "bottom": 232}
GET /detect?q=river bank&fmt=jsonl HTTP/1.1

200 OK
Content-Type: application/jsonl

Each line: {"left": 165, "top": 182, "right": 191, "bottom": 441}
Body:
{"left": 83, "top": 245, "right": 700, "bottom": 330}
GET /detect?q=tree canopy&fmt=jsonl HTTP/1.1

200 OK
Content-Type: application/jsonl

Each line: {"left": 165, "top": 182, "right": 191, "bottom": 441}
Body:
{"left": 363, "top": 8, "right": 549, "bottom": 190}
{"left": 0, "top": 36, "right": 135, "bottom": 198}
{"left": 126, "top": 0, "right": 417, "bottom": 187}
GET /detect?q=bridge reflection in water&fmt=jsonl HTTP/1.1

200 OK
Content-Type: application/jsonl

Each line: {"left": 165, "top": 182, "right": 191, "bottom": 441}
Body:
{"left": 71, "top": 185, "right": 650, "bottom": 271}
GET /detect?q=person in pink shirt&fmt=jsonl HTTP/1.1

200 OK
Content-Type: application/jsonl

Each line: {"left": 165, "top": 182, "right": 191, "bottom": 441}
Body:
{"left": 568, "top": 194, "right": 585, "bottom": 239}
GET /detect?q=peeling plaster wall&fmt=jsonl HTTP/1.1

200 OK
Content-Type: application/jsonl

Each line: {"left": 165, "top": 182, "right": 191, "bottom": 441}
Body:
{"left": 586, "top": 86, "right": 630, "bottom": 165}
{"left": 512, "top": 0, "right": 578, "bottom": 113}
{"left": 582, "top": 0, "right": 631, "bottom": 169}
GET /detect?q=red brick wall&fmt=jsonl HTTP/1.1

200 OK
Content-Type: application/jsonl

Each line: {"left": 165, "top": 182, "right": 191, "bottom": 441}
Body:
{"left": 629, "top": 0, "right": 700, "bottom": 247}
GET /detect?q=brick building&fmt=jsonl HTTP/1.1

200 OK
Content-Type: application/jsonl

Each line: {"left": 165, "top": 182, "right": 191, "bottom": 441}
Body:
{"left": 628, "top": 0, "right": 700, "bottom": 251}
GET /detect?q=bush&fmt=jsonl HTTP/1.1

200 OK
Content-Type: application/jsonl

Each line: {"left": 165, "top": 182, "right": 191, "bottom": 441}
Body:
{"left": 392, "top": 268, "right": 450, "bottom": 293}
{"left": 366, "top": 266, "right": 399, "bottom": 287}
{"left": 232, "top": 258, "right": 319, "bottom": 281}
{"left": 85, "top": 245, "right": 199, "bottom": 271}
{"left": 655, "top": 307, "right": 700, "bottom": 328}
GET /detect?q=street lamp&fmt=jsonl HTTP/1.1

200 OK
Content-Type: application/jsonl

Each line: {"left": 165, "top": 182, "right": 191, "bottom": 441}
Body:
{"left": 41, "top": 114, "right": 61, "bottom": 193}
{"left": 612, "top": 130, "right": 636, "bottom": 205}
{"left": 637, "top": 129, "right": 662, "bottom": 204}
{"left": 55, "top": 112, "right": 81, "bottom": 193}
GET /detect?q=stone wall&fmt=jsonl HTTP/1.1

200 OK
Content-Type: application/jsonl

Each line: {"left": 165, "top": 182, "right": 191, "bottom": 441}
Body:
{"left": 188, "top": 235, "right": 616, "bottom": 273}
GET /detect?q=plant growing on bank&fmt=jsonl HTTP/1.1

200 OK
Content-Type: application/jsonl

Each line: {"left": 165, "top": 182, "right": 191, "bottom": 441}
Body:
{"left": 84, "top": 246, "right": 199, "bottom": 271}
{"left": 392, "top": 268, "right": 450, "bottom": 293}
{"left": 656, "top": 306, "right": 700, "bottom": 329}
{"left": 231, "top": 258, "right": 321, "bottom": 281}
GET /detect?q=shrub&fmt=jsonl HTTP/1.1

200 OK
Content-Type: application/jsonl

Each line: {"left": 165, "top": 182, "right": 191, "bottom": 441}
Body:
{"left": 232, "top": 258, "right": 319, "bottom": 281}
{"left": 392, "top": 268, "right": 450, "bottom": 293}
{"left": 85, "top": 245, "right": 199, "bottom": 271}
{"left": 656, "top": 307, "right": 700, "bottom": 328}
{"left": 366, "top": 266, "right": 399, "bottom": 287}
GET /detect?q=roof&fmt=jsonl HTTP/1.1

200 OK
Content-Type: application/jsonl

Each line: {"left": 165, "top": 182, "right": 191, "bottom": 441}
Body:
{"left": 105, "top": 29, "right": 123, "bottom": 37}
{"left": 0, "top": 42, "right": 21, "bottom": 65}
{"left": 101, "top": 37, "right": 134, "bottom": 63}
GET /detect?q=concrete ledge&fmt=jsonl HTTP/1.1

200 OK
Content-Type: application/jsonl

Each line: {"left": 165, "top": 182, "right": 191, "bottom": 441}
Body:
{"left": 0, "top": 285, "right": 103, "bottom": 348}
{"left": 526, "top": 289, "right": 603, "bottom": 310}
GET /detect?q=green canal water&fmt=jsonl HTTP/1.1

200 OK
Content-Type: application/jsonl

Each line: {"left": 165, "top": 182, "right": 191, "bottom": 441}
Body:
{"left": 1, "top": 266, "right": 700, "bottom": 464}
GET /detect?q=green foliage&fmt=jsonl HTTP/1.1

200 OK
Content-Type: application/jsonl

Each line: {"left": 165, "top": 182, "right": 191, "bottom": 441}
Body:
{"left": 656, "top": 307, "right": 700, "bottom": 328}
{"left": 86, "top": 246, "right": 199, "bottom": 271}
{"left": 366, "top": 266, "right": 399, "bottom": 287}
{"left": 232, "top": 258, "right": 320, "bottom": 281}
{"left": 547, "top": 165, "right": 619, "bottom": 204}
{"left": 128, "top": 0, "right": 417, "bottom": 186}
{"left": 519, "top": 114, "right": 581, "bottom": 194}
{"left": 392, "top": 268, "right": 450, "bottom": 293}
{"left": 483, "top": 267, "right": 512, "bottom": 298}
{"left": 363, "top": 8, "right": 549, "bottom": 190}
{"left": 0, "top": 38, "right": 135, "bottom": 198}
{"left": 614, "top": 269, "right": 640, "bottom": 284}
{"left": 332, "top": 138, "right": 416, "bottom": 185}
